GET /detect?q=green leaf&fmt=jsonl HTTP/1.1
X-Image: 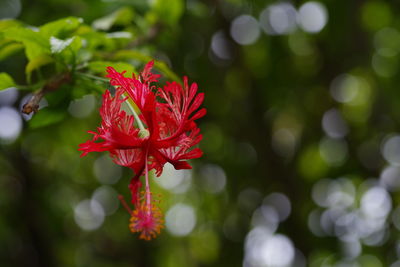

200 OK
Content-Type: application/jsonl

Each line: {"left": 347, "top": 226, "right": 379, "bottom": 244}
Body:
{"left": 40, "top": 17, "right": 83, "bottom": 38}
{"left": 4, "top": 26, "right": 49, "bottom": 48}
{"left": 3, "top": 27, "right": 50, "bottom": 60}
{"left": 29, "top": 108, "right": 66, "bottom": 128}
{"left": 114, "top": 50, "right": 181, "bottom": 82}
{"left": 0, "top": 19, "right": 22, "bottom": 31}
{"left": 92, "top": 7, "right": 134, "bottom": 31}
{"left": 25, "top": 54, "right": 55, "bottom": 83}
{"left": 151, "top": 0, "right": 183, "bottom": 25}
{"left": 0, "top": 41, "right": 24, "bottom": 61}
{"left": 88, "top": 61, "right": 135, "bottom": 75}
{"left": 0, "top": 72, "right": 15, "bottom": 90}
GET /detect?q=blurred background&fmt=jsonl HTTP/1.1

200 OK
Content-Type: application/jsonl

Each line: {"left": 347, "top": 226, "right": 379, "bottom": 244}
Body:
{"left": 1, "top": 0, "right": 400, "bottom": 266}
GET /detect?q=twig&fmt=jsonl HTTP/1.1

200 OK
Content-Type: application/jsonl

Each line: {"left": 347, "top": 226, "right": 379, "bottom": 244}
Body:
{"left": 22, "top": 72, "right": 71, "bottom": 115}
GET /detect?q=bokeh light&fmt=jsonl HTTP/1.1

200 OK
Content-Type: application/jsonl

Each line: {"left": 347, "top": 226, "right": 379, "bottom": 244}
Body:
{"left": 330, "top": 74, "right": 361, "bottom": 104}
{"left": 372, "top": 53, "right": 398, "bottom": 77}
{"left": 259, "top": 3, "right": 297, "bottom": 35}
{"left": 230, "top": 15, "right": 260, "bottom": 45}
{"left": 0, "top": 87, "right": 18, "bottom": 106}
{"left": 374, "top": 27, "right": 400, "bottom": 57}
{"left": 263, "top": 192, "right": 291, "bottom": 222}
{"left": 298, "top": 2, "right": 328, "bottom": 33}
{"left": 68, "top": 94, "right": 96, "bottom": 118}
{"left": 0, "top": 107, "right": 22, "bottom": 143}
{"left": 0, "top": 0, "right": 21, "bottom": 19}
{"left": 380, "top": 166, "right": 400, "bottom": 191}
{"left": 166, "top": 203, "right": 196, "bottom": 237}
{"left": 91, "top": 186, "right": 119, "bottom": 215}
{"left": 360, "top": 186, "right": 391, "bottom": 220}
{"left": 244, "top": 227, "right": 295, "bottom": 267}
{"left": 382, "top": 135, "right": 400, "bottom": 166}
{"left": 93, "top": 154, "right": 122, "bottom": 184}
{"left": 272, "top": 128, "right": 297, "bottom": 158}
{"left": 157, "top": 162, "right": 192, "bottom": 193}
{"left": 251, "top": 206, "right": 279, "bottom": 232}
{"left": 210, "top": 30, "right": 234, "bottom": 60}
{"left": 199, "top": 164, "right": 227, "bottom": 194}
{"left": 322, "top": 109, "right": 348, "bottom": 139}
{"left": 319, "top": 137, "right": 348, "bottom": 167}
{"left": 74, "top": 199, "right": 105, "bottom": 231}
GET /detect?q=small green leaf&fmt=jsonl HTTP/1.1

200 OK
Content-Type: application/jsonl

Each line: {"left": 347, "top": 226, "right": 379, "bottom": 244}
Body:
{"left": 4, "top": 27, "right": 48, "bottom": 48}
{"left": 29, "top": 108, "right": 66, "bottom": 128}
{"left": 0, "top": 72, "right": 15, "bottom": 90}
{"left": 4, "top": 27, "right": 50, "bottom": 60}
{"left": 40, "top": 17, "right": 83, "bottom": 38}
{"left": 88, "top": 61, "right": 135, "bottom": 75}
{"left": 25, "top": 54, "right": 54, "bottom": 83}
{"left": 114, "top": 50, "right": 181, "bottom": 82}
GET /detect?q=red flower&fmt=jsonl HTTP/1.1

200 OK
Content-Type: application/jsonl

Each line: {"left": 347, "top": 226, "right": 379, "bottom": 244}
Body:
{"left": 79, "top": 61, "right": 206, "bottom": 240}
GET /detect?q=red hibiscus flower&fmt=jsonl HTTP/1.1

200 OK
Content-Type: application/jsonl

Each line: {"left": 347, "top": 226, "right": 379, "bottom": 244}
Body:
{"left": 79, "top": 61, "right": 206, "bottom": 240}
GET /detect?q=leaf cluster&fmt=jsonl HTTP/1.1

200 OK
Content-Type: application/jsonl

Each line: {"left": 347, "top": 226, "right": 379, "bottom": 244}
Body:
{"left": 0, "top": 2, "right": 183, "bottom": 128}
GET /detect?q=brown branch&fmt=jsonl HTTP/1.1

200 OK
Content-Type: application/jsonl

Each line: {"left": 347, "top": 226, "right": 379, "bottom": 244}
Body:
{"left": 22, "top": 72, "right": 71, "bottom": 115}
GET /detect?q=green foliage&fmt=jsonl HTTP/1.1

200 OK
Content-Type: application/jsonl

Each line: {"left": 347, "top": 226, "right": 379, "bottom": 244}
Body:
{"left": 40, "top": 17, "right": 83, "bottom": 38}
{"left": 0, "top": 7, "right": 180, "bottom": 128}
{"left": 3, "top": 26, "right": 50, "bottom": 59}
{"left": 0, "top": 72, "right": 15, "bottom": 90}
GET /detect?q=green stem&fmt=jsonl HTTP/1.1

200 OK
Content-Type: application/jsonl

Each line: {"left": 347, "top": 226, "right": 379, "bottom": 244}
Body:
{"left": 144, "top": 149, "right": 151, "bottom": 215}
